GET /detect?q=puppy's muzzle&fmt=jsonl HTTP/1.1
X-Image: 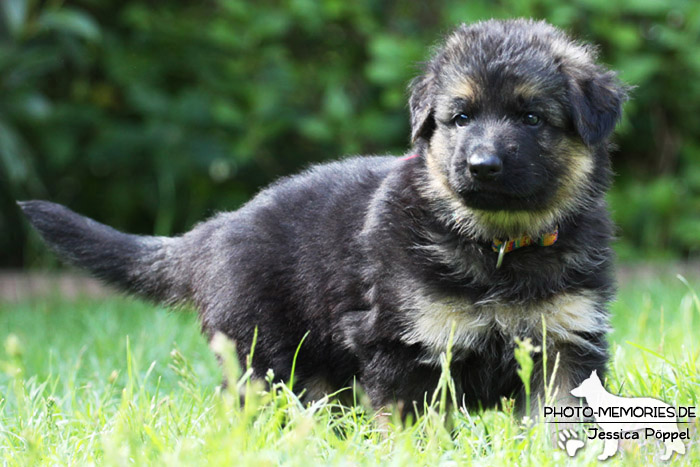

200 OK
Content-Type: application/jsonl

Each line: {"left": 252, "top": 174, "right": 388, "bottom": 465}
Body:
{"left": 468, "top": 152, "right": 503, "bottom": 181}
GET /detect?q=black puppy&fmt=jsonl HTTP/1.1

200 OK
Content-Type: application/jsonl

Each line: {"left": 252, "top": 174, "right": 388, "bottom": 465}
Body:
{"left": 20, "top": 19, "right": 626, "bottom": 415}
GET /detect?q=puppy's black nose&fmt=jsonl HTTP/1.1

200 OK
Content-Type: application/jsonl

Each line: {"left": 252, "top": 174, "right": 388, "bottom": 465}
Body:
{"left": 468, "top": 154, "right": 503, "bottom": 181}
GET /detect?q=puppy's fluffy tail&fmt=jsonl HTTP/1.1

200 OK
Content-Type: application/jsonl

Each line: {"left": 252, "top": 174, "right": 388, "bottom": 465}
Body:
{"left": 19, "top": 200, "right": 189, "bottom": 304}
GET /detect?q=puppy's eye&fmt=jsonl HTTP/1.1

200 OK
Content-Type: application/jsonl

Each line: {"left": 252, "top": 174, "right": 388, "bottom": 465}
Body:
{"left": 453, "top": 113, "right": 470, "bottom": 127}
{"left": 523, "top": 113, "right": 542, "bottom": 126}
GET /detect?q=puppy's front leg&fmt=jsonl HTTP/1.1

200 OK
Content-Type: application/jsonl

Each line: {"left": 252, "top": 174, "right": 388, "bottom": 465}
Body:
{"left": 359, "top": 342, "right": 443, "bottom": 422}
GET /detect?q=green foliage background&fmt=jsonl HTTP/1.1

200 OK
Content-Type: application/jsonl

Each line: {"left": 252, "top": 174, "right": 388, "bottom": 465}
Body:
{"left": 2, "top": 0, "right": 699, "bottom": 267}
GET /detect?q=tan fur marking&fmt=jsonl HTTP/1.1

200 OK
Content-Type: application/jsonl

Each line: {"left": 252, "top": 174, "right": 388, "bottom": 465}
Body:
{"left": 420, "top": 144, "right": 483, "bottom": 237}
{"left": 420, "top": 136, "right": 595, "bottom": 241}
{"left": 448, "top": 77, "right": 478, "bottom": 101}
{"left": 401, "top": 291, "right": 608, "bottom": 359}
{"left": 299, "top": 376, "right": 335, "bottom": 402}
{"left": 471, "top": 142, "right": 594, "bottom": 237}
{"left": 514, "top": 82, "right": 544, "bottom": 100}
{"left": 402, "top": 296, "right": 491, "bottom": 352}
{"left": 424, "top": 145, "right": 471, "bottom": 220}
{"left": 551, "top": 141, "right": 595, "bottom": 210}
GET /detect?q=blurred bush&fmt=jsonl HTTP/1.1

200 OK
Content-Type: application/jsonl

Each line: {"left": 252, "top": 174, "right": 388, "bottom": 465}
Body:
{"left": 1, "top": 0, "right": 698, "bottom": 267}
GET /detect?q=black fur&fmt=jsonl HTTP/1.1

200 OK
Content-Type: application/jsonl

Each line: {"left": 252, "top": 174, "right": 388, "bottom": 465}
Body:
{"left": 20, "top": 19, "right": 626, "bottom": 415}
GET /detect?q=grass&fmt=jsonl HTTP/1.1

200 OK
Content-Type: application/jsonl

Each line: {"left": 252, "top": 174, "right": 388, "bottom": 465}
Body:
{"left": 0, "top": 271, "right": 698, "bottom": 465}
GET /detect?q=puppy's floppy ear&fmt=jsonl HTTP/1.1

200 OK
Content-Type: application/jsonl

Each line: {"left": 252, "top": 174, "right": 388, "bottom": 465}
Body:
{"left": 568, "top": 68, "right": 628, "bottom": 146}
{"left": 409, "top": 72, "right": 437, "bottom": 143}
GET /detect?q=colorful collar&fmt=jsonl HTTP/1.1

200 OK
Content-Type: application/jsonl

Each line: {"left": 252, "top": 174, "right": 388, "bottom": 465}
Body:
{"left": 491, "top": 227, "right": 559, "bottom": 268}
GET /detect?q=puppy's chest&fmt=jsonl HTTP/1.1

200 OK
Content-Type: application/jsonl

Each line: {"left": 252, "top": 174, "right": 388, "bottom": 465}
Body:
{"left": 399, "top": 290, "right": 605, "bottom": 360}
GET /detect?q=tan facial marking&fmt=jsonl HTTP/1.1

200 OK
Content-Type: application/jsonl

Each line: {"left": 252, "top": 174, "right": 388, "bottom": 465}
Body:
{"left": 448, "top": 77, "right": 478, "bottom": 101}
{"left": 420, "top": 131, "right": 596, "bottom": 241}
{"left": 421, "top": 143, "right": 478, "bottom": 234}
{"left": 552, "top": 140, "right": 595, "bottom": 207}
{"left": 470, "top": 141, "right": 594, "bottom": 239}
{"left": 514, "top": 82, "right": 545, "bottom": 100}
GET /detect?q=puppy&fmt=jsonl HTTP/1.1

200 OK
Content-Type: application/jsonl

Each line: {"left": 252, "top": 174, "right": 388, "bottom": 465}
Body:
{"left": 19, "top": 19, "right": 626, "bottom": 416}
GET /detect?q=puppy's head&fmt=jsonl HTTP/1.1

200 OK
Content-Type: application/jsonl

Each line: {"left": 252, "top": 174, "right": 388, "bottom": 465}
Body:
{"left": 411, "top": 19, "right": 627, "bottom": 239}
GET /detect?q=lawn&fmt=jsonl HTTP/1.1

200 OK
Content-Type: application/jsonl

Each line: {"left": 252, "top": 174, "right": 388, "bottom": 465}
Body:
{"left": 0, "top": 269, "right": 698, "bottom": 465}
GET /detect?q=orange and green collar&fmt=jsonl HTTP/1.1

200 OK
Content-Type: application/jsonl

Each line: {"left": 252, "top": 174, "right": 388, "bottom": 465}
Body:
{"left": 491, "top": 227, "right": 559, "bottom": 268}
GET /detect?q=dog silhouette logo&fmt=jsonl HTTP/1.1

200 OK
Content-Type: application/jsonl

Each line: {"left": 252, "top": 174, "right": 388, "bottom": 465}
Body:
{"left": 565, "top": 370, "right": 687, "bottom": 460}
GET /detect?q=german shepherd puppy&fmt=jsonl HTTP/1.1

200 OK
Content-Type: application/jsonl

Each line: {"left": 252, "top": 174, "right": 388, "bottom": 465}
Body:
{"left": 20, "top": 19, "right": 626, "bottom": 415}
